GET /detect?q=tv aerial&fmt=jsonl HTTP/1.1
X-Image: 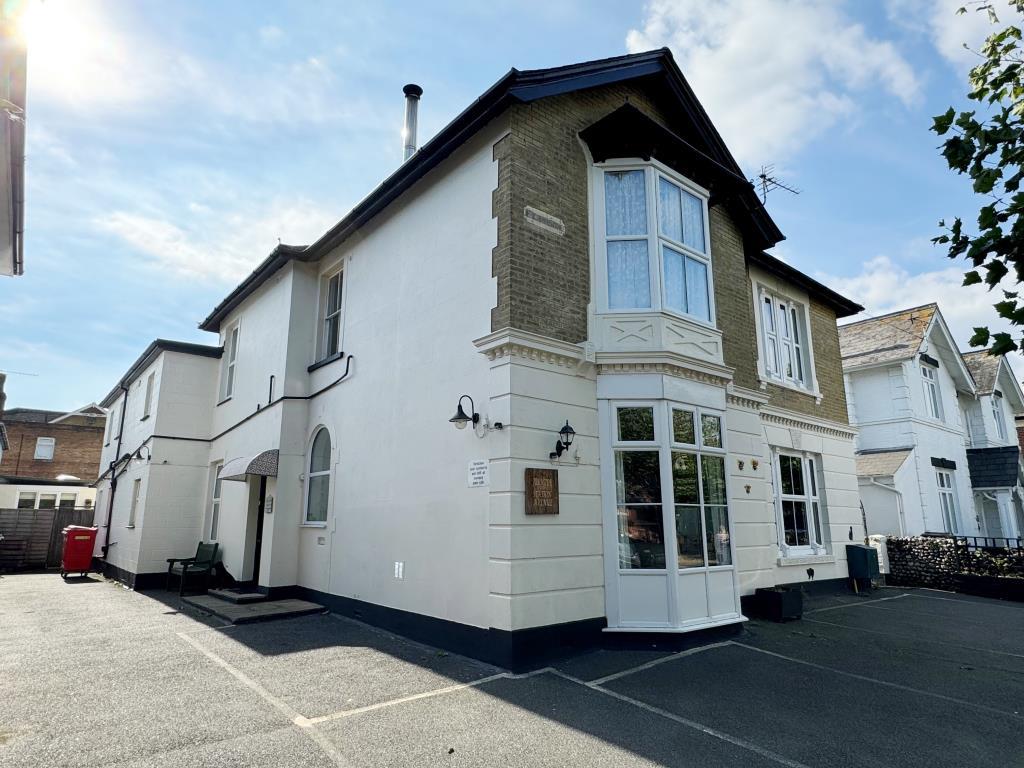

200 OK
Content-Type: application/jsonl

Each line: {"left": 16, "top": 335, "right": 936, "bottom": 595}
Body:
{"left": 754, "top": 165, "right": 801, "bottom": 203}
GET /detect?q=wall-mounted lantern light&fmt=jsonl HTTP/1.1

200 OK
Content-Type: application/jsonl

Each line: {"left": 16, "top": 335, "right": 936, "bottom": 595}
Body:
{"left": 449, "top": 395, "right": 480, "bottom": 430}
{"left": 133, "top": 446, "right": 152, "bottom": 463}
{"left": 549, "top": 420, "right": 576, "bottom": 460}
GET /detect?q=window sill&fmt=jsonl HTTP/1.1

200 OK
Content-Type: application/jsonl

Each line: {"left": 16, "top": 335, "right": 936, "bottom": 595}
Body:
{"left": 777, "top": 553, "right": 833, "bottom": 566}
{"left": 216, "top": 396, "right": 232, "bottom": 407}
{"left": 125, "top": 525, "right": 136, "bottom": 529}
{"left": 758, "top": 375, "right": 822, "bottom": 403}
{"left": 307, "top": 352, "right": 344, "bottom": 373}
{"left": 598, "top": 307, "right": 719, "bottom": 333}
{"left": 301, "top": 522, "right": 328, "bottom": 528}
{"left": 140, "top": 415, "right": 150, "bottom": 422}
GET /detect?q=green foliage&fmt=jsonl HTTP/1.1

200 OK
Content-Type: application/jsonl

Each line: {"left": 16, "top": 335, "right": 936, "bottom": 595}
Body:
{"left": 934, "top": 1, "right": 1024, "bottom": 354}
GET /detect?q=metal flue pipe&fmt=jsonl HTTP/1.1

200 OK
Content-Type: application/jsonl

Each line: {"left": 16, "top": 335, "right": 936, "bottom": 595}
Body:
{"left": 402, "top": 83, "right": 422, "bottom": 161}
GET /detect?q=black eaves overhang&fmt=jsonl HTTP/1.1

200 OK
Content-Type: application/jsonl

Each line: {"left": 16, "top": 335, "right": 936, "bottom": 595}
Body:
{"left": 198, "top": 48, "right": 786, "bottom": 333}
{"left": 750, "top": 251, "right": 863, "bottom": 319}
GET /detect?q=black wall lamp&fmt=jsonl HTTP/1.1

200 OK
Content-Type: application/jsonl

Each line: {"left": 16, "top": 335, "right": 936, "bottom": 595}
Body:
{"left": 549, "top": 420, "right": 576, "bottom": 460}
{"left": 449, "top": 395, "right": 480, "bottom": 430}
{"left": 132, "top": 445, "right": 152, "bottom": 462}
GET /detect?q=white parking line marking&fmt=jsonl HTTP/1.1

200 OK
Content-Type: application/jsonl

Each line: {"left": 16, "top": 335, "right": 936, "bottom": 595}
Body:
{"left": 588, "top": 641, "right": 734, "bottom": 685}
{"left": 546, "top": 669, "right": 813, "bottom": 768}
{"left": 307, "top": 673, "right": 511, "bottom": 724}
{"left": 731, "top": 642, "right": 1021, "bottom": 718}
{"left": 804, "top": 593, "right": 911, "bottom": 613}
{"left": 803, "top": 616, "right": 1024, "bottom": 660}
{"left": 176, "top": 631, "right": 354, "bottom": 767}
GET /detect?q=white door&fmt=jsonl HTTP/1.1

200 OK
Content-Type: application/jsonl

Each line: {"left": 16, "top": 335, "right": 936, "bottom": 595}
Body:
{"left": 602, "top": 400, "right": 742, "bottom": 630}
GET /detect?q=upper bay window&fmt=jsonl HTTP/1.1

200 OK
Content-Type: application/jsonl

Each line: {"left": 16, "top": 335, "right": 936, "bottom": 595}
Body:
{"left": 757, "top": 288, "right": 812, "bottom": 391}
{"left": 598, "top": 162, "right": 712, "bottom": 324}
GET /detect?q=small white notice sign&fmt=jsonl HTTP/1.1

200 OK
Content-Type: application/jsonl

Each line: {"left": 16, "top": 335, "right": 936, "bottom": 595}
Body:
{"left": 468, "top": 460, "right": 489, "bottom": 488}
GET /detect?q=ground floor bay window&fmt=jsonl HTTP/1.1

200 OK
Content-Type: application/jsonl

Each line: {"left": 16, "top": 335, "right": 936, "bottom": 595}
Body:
{"left": 601, "top": 399, "right": 741, "bottom": 631}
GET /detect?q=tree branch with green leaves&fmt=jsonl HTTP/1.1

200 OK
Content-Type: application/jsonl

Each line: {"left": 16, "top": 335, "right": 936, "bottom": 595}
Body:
{"left": 933, "top": 0, "right": 1024, "bottom": 355}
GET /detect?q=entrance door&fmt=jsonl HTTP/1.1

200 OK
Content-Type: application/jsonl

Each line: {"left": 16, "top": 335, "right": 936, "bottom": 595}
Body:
{"left": 246, "top": 476, "right": 267, "bottom": 586}
{"left": 980, "top": 495, "right": 1003, "bottom": 538}
{"left": 602, "top": 400, "right": 741, "bottom": 630}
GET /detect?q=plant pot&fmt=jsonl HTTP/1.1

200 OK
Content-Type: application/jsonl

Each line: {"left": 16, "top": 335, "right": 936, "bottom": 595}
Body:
{"left": 753, "top": 586, "right": 803, "bottom": 621}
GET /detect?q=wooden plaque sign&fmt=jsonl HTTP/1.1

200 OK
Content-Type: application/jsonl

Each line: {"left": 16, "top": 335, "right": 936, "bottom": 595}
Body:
{"left": 525, "top": 468, "right": 559, "bottom": 515}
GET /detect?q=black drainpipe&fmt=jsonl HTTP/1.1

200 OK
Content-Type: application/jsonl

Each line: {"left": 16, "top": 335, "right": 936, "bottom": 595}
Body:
{"left": 101, "top": 383, "right": 130, "bottom": 559}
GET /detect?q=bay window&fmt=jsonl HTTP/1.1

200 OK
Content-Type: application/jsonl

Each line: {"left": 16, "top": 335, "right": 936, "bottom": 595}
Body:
{"left": 599, "top": 162, "right": 712, "bottom": 323}
{"left": 759, "top": 289, "right": 811, "bottom": 389}
{"left": 613, "top": 402, "right": 732, "bottom": 571}
{"left": 774, "top": 452, "right": 827, "bottom": 554}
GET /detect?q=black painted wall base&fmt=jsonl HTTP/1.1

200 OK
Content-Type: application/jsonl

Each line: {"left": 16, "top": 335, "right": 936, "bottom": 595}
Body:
{"left": 287, "top": 585, "right": 608, "bottom": 670}
{"left": 94, "top": 559, "right": 165, "bottom": 591}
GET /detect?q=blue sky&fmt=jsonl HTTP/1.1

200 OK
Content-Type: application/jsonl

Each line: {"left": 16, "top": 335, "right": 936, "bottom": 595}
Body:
{"left": 1, "top": 0, "right": 1019, "bottom": 410}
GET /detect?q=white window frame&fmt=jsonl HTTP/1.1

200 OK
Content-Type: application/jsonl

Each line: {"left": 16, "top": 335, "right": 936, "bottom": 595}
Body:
{"left": 220, "top": 321, "right": 240, "bottom": 402}
{"left": 593, "top": 158, "right": 715, "bottom": 326}
{"left": 758, "top": 289, "right": 812, "bottom": 390}
{"left": 316, "top": 264, "right": 345, "bottom": 362}
{"left": 142, "top": 371, "right": 155, "bottom": 419}
{"left": 936, "top": 469, "right": 959, "bottom": 533}
{"left": 128, "top": 478, "right": 142, "bottom": 527}
{"left": 17, "top": 492, "right": 36, "bottom": 509}
{"left": 921, "top": 364, "right": 943, "bottom": 421}
{"left": 610, "top": 401, "right": 733, "bottom": 573}
{"left": 208, "top": 462, "right": 223, "bottom": 540}
{"left": 37, "top": 493, "right": 57, "bottom": 510}
{"left": 34, "top": 437, "right": 55, "bottom": 461}
{"left": 773, "top": 450, "right": 828, "bottom": 556}
{"left": 992, "top": 394, "right": 1008, "bottom": 441}
{"left": 303, "top": 427, "right": 332, "bottom": 526}
{"left": 58, "top": 493, "right": 77, "bottom": 510}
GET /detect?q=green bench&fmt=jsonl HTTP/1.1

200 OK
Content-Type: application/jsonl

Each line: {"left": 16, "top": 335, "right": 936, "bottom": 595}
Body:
{"left": 166, "top": 542, "right": 219, "bottom": 597}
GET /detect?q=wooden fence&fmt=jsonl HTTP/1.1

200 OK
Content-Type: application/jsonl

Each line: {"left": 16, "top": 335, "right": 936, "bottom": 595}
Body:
{"left": 0, "top": 508, "right": 97, "bottom": 570}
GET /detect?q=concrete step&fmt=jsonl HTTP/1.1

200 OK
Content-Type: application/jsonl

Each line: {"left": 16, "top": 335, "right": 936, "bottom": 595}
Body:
{"left": 182, "top": 594, "right": 326, "bottom": 624}
{"left": 207, "top": 588, "right": 266, "bottom": 604}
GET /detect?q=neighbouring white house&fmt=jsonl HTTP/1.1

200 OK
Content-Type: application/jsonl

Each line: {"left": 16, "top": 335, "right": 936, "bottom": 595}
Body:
{"left": 93, "top": 340, "right": 221, "bottom": 583}
{"left": 840, "top": 304, "right": 1024, "bottom": 541}
{"left": 92, "top": 50, "right": 868, "bottom": 664}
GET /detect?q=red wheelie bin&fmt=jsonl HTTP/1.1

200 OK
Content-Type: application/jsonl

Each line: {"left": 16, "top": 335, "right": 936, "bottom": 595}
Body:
{"left": 60, "top": 526, "right": 98, "bottom": 579}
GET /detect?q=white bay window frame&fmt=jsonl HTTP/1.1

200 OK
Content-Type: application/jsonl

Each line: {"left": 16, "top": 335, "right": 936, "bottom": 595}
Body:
{"left": 593, "top": 158, "right": 715, "bottom": 326}
{"left": 921, "top": 363, "right": 943, "bottom": 421}
{"left": 991, "top": 393, "right": 1008, "bottom": 441}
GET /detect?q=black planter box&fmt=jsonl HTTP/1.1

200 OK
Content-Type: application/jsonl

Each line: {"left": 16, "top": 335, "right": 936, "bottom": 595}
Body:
{"left": 752, "top": 586, "right": 803, "bottom": 621}
{"left": 956, "top": 574, "right": 1024, "bottom": 602}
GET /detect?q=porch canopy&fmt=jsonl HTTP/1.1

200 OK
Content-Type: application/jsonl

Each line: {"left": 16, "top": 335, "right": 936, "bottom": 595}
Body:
{"left": 218, "top": 449, "right": 279, "bottom": 483}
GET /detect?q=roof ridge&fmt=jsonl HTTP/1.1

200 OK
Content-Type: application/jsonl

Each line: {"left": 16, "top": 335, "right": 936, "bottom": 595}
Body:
{"left": 838, "top": 302, "right": 938, "bottom": 330}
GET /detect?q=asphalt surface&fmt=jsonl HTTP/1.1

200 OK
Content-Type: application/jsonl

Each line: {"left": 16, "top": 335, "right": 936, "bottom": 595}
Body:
{"left": 2, "top": 573, "right": 1022, "bottom": 767}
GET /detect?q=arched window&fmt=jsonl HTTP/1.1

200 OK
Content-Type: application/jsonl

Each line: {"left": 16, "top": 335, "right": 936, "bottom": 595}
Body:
{"left": 305, "top": 428, "right": 331, "bottom": 524}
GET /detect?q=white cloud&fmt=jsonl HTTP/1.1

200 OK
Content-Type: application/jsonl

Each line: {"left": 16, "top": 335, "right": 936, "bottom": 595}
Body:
{"left": 96, "top": 199, "right": 339, "bottom": 283}
{"left": 887, "top": 0, "right": 1003, "bottom": 69}
{"left": 626, "top": 0, "right": 920, "bottom": 168}
{"left": 259, "top": 25, "right": 285, "bottom": 45}
{"left": 822, "top": 254, "right": 1024, "bottom": 378}
{"left": 22, "top": 0, "right": 360, "bottom": 125}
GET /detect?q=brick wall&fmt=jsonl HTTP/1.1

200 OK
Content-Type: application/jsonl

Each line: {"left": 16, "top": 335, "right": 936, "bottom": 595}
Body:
{"left": 496, "top": 83, "right": 850, "bottom": 425}
{"left": 0, "top": 419, "right": 105, "bottom": 481}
